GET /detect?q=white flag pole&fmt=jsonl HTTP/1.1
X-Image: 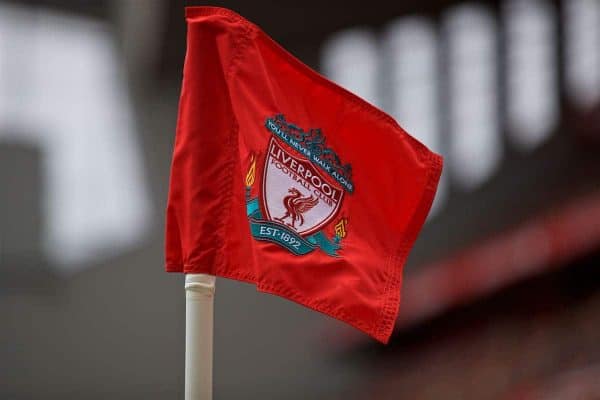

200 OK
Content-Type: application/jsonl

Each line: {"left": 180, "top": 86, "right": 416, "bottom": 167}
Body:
{"left": 185, "top": 273, "right": 215, "bottom": 400}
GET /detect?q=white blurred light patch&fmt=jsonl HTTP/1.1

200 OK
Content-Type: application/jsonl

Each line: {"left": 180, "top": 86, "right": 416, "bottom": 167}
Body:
{"left": 564, "top": 0, "right": 600, "bottom": 109}
{"left": 444, "top": 4, "right": 501, "bottom": 189}
{"left": 0, "top": 5, "right": 151, "bottom": 273}
{"left": 504, "top": 0, "right": 558, "bottom": 150}
{"left": 321, "top": 28, "right": 380, "bottom": 107}
{"left": 383, "top": 17, "right": 446, "bottom": 216}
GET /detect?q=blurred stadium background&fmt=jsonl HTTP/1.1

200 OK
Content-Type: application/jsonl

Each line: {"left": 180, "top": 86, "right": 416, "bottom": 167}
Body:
{"left": 1, "top": 0, "right": 599, "bottom": 398}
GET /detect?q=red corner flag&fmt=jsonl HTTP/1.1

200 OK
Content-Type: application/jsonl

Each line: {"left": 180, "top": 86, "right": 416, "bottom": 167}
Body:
{"left": 166, "top": 7, "right": 442, "bottom": 343}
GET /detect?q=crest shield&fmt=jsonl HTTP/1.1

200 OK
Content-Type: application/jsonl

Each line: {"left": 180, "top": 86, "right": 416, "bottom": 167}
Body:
{"left": 262, "top": 138, "right": 344, "bottom": 236}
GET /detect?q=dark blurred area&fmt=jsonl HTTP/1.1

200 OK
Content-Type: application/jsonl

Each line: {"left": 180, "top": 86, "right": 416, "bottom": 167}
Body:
{"left": 1, "top": 0, "right": 599, "bottom": 399}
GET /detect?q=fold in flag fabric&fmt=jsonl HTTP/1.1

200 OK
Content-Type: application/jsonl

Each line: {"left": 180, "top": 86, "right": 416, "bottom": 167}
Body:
{"left": 166, "top": 6, "right": 443, "bottom": 343}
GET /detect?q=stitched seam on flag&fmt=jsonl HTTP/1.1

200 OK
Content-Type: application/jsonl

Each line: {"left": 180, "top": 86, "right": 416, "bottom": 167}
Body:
{"left": 175, "top": 259, "right": 375, "bottom": 337}
{"left": 257, "top": 282, "right": 374, "bottom": 334}
{"left": 373, "top": 149, "right": 438, "bottom": 341}
{"left": 213, "top": 12, "right": 256, "bottom": 279}
{"left": 379, "top": 150, "right": 442, "bottom": 342}
{"left": 374, "top": 149, "right": 444, "bottom": 343}
{"left": 377, "top": 148, "right": 429, "bottom": 336}
{"left": 186, "top": 7, "right": 245, "bottom": 23}
{"left": 377, "top": 251, "right": 405, "bottom": 343}
{"left": 174, "top": 262, "right": 256, "bottom": 284}
{"left": 188, "top": 7, "right": 405, "bottom": 136}
{"left": 204, "top": 265, "right": 256, "bottom": 285}
{"left": 182, "top": 9, "right": 259, "bottom": 282}
{"left": 166, "top": 59, "right": 189, "bottom": 270}
{"left": 183, "top": 11, "right": 246, "bottom": 276}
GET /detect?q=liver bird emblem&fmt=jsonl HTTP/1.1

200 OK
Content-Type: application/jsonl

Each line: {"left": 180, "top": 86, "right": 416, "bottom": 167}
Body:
{"left": 275, "top": 187, "right": 319, "bottom": 230}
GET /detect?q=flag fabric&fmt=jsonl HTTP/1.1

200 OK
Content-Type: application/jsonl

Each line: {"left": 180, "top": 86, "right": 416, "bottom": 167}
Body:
{"left": 166, "top": 6, "right": 443, "bottom": 343}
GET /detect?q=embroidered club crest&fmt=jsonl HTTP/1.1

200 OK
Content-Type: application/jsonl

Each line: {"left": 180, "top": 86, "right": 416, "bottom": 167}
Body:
{"left": 245, "top": 115, "right": 354, "bottom": 257}
{"left": 262, "top": 138, "right": 344, "bottom": 236}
